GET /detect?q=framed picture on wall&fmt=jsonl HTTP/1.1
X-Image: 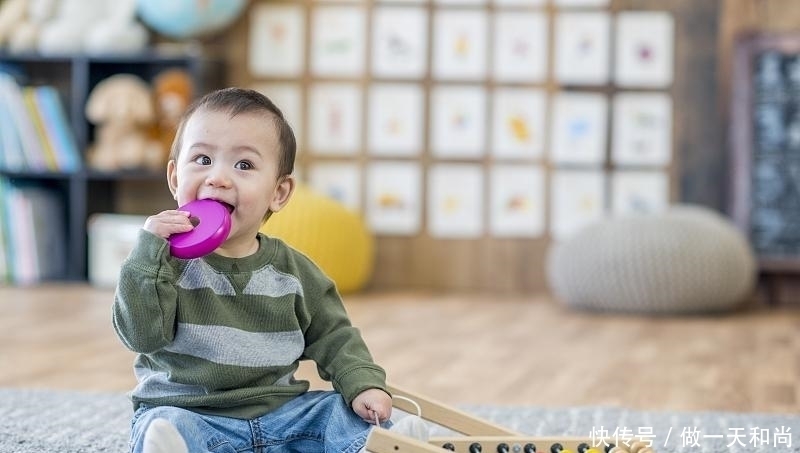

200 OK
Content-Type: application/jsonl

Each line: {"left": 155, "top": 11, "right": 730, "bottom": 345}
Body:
{"left": 432, "top": 9, "right": 488, "bottom": 81}
{"left": 251, "top": 83, "right": 304, "bottom": 151}
{"left": 308, "top": 162, "right": 362, "bottom": 212}
{"left": 489, "top": 165, "right": 546, "bottom": 238}
{"left": 310, "top": 6, "right": 366, "bottom": 77}
{"left": 428, "top": 164, "right": 484, "bottom": 238}
{"left": 365, "top": 161, "right": 422, "bottom": 235}
{"left": 372, "top": 6, "right": 428, "bottom": 79}
{"left": 554, "top": 0, "right": 609, "bottom": 6}
{"left": 549, "top": 92, "right": 608, "bottom": 166}
{"left": 434, "top": 0, "right": 488, "bottom": 5}
{"left": 368, "top": 83, "right": 425, "bottom": 157}
{"left": 491, "top": 88, "right": 546, "bottom": 160}
{"left": 492, "top": 11, "right": 548, "bottom": 83}
{"left": 550, "top": 169, "right": 606, "bottom": 240}
{"left": 308, "top": 83, "right": 362, "bottom": 156}
{"left": 554, "top": 12, "right": 610, "bottom": 85}
{"left": 610, "top": 170, "right": 669, "bottom": 216}
{"left": 611, "top": 92, "right": 673, "bottom": 167}
{"left": 614, "top": 12, "right": 675, "bottom": 88}
{"left": 430, "top": 85, "right": 487, "bottom": 158}
{"left": 495, "top": 0, "right": 546, "bottom": 5}
{"left": 248, "top": 4, "right": 305, "bottom": 77}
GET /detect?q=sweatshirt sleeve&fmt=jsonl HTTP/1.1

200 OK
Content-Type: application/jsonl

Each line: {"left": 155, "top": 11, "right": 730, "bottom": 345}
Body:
{"left": 301, "top": 273, "right": 387, "bottom": 405}
{"left": 112, "top": 229, "right": 181, "bottom": 354}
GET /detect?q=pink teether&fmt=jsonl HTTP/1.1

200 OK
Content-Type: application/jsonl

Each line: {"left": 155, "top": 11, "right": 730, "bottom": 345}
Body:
{"left": 169, "top": 199, "right": 232, "bottom": 259}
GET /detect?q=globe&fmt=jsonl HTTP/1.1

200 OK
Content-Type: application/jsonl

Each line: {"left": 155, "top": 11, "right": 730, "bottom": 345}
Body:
{"left": 136, "top": 0, "right": 249, "bottom": 40}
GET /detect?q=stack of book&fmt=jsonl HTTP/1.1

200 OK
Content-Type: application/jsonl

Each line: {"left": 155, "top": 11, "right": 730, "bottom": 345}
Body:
{"left": 0, "top": 73, "right": 81, "bottom": 173}
{"left": 0, "top": 178, "right": 67, "bottom": 284}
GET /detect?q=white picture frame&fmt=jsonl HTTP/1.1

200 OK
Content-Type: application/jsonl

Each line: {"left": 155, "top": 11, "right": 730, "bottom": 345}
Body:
{"left": 367, "top": 84, "right": 425, "bottom": 157}
{"left": 432, "top": 9, "right": 488, "bottom": 81}
{"left": 430, "top": 85, "right": 487, "bottom": 158}
{"left": 372, "top": 6, "right": 429, "bottom": 79}
{"left": 308, "top": 162, "right": 362, "bottom": 212}
{"left": 435, "top": 0, "right": 487, "bottom": 4}
{"left": 492, "top": 11, "right": 548, "bottom": 83}
{"left": 250, "top": 83, "right": 304, "bottom": 152}
{"left": 611, "top": 170, "right": 670, "bottom": 216}
{"left": 554, "top": 12, "right": 610, "bottom": 85}
{"left": 554, "top": 0, "right": 609, "bottom": 6}
{"left": 310, "top": 6, "right": 366, "bottom": 77}
{"left": 612, "top": 92, "right": 673, "bottom": 167}
{"left": 615, "top": 12, "right": 675, "bottom": 88}
{"left": 490, "top": 165, "right": 546, "bottom": 238}
{"left": 491, "top": 88, "right": 546, "bottom": 160}
{"left": 428, "top": 164, "right": 484, "bottom": 238}
{"left": 307, "top": 83, "right": 362, "bottom": 156}
{"left": 366, "top": 161, "right": 422, "bottom": 235}
{"left": 550, "top": 169, "right": 606, "bottom": 240}
{"left": 494, "top": 0, "right": 546, "bottom": 5}
{"left": 248, "top": 4, "right": 305, "bottom": 77}
{"left": 550, "top": 92, "right": 608, "bottom": 166}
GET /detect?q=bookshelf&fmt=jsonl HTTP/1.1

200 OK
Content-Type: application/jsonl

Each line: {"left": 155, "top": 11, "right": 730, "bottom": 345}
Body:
{"left": 0, "top": 51, "right": 224, "bottom": 283}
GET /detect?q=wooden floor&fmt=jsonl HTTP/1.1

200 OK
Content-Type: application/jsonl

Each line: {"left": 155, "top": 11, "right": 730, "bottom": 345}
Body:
{"left": 1, "top": 284, "right": 798, "bottom": 414}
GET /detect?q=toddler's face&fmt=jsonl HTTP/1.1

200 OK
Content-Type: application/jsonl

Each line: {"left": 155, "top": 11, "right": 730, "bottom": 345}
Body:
{"left": 167, "top": 108, "right": 289, "bottom": 256}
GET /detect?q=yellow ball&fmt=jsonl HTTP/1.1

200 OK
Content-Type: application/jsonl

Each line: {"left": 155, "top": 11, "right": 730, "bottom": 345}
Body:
{"left": 260, "top": 184, "right": 375, "bottom": 294}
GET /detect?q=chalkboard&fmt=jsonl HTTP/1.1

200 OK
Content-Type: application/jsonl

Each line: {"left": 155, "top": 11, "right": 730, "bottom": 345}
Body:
{"left": 730, "top": 33, "right": 800, "bottom": 271}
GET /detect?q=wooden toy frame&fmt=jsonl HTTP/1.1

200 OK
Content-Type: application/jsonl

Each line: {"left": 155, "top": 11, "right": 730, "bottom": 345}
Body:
{"left": 366, "top": 384, "right": 655, "bottom": 453}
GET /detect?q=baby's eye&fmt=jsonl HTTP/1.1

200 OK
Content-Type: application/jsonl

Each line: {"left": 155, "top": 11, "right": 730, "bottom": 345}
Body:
{"left": 193, "top": 155, "right": 212, "bottom": 165}
{"left": 235, "top": 161, "right": 253, "bottom": 170}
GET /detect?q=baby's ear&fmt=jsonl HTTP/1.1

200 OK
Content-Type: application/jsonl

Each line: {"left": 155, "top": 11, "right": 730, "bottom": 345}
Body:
{"left": 269, "top": 175, "right": 295, "bottom": 213}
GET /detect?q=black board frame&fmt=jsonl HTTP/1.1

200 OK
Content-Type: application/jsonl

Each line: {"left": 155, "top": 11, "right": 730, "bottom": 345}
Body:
{"left": 730, "top": 32, "right": 800, "bottom": 274}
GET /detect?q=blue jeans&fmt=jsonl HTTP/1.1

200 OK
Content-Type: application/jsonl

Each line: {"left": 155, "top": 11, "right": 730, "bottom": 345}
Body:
{"left": 130, "top": 391, "right": 378, "bottom": 453}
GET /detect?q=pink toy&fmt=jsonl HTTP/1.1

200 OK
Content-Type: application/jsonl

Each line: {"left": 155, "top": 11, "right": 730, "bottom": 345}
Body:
{"left": 169, "top": 199, "right": 232, "bottom": 259}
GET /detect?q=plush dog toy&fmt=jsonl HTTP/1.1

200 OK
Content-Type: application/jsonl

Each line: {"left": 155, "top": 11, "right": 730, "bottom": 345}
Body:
{"left": 85, "top": 74, "right": 162, "bottom": 171}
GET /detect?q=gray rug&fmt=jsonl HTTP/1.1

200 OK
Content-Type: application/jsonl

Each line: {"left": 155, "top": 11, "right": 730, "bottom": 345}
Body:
{"left": 0, "top": 388, "right": 798, "bottom": 453}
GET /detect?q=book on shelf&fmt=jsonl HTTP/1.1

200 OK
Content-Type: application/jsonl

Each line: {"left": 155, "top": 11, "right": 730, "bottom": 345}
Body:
{"left": 0, "top": 177, "right": 67, "bottom": 285}
{"left": 0, "top": 179, "right": 9, "bottom": 283}
{"left": 33, "top": 86, "right": 81, "bottom": 172}
{"left": 0, "top": 73, "right": 81, "bottom": 173}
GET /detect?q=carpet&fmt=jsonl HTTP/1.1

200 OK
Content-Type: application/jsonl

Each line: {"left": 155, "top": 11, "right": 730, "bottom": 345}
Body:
{"left": 0, "top": 388, "right": 798, "bottom": 453}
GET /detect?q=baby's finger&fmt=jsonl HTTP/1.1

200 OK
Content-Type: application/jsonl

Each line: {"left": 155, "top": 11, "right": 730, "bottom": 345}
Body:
{"left": 144, "top": 212, "right": 194, "bottom": 238}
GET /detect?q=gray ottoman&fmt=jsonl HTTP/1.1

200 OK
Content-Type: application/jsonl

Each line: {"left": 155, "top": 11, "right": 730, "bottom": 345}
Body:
{"left": 546, "top": 205, "right": 757, "bottom": 314}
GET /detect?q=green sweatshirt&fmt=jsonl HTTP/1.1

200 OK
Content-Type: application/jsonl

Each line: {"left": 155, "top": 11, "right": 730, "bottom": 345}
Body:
{"left": 112, "top": 230, "right": 386, "bottom": 419}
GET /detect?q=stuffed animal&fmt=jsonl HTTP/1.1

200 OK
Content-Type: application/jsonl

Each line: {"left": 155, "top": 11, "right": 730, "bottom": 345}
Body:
{"left": 85, "top": 74, "right": 163, "bottom": 171}
{"left": 151, "top": 68, "right": 194, "bottom": 160}
{"left": 37, "top": 0, "right": 104, "bottom": 55}
{"left": 6, "top": 0, "right": 56, "bottom": 54}
{"left": 84, "top": 0, "right": 148, "bottom": 55}
{"left": 0, "top": 0, "right": 27, "bottom": 49}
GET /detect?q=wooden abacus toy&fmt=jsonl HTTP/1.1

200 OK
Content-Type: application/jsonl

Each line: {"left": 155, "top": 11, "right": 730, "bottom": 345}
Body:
{"left": 367, "top": 384, "right": 657, "bottom": 453}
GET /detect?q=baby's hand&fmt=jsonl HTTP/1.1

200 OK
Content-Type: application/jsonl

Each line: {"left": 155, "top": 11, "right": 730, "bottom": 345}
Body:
{"left": 351, "top": 388, "right": 393, "bottom": 425}
{"left": 143, "top": 210, "right": 194, "bottom": 239}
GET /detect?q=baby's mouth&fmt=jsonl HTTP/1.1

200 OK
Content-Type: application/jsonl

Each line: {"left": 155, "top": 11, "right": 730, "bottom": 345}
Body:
{"left": 220, "top": 202, "right": 235, "bottom": 214}
{"left": 205, "top": 199, "right": 235, "bottom": 214}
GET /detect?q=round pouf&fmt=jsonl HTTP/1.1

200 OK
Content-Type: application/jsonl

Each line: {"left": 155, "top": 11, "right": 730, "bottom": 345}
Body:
{"left": 261, "top": 184, "right": 374, "bottom": 295}
{"left": 546, "top": 205, "right": 757, "bottom": 314}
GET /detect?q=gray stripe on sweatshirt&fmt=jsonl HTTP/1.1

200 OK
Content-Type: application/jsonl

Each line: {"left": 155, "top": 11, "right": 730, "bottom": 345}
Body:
{"left": 164, "top": 323, "right": 304, "bottom": 367}
{"left": 133, "top": 365, "right": 209, "bottom": 399}
{"left": 176, "top": 260, "right": 235, "bottom": 295}
{"left": 244, "top": 265, "right": 304, "bottom": 298}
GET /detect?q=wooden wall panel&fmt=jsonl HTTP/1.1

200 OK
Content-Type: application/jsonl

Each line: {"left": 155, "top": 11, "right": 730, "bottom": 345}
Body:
{"left": 214, "top": 0, "right": 723, "bottom": 294}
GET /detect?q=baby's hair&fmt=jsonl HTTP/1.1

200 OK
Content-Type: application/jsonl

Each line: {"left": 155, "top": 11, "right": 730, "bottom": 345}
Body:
{"left": 169, "top": 87, "right": 296, "bottom": 178}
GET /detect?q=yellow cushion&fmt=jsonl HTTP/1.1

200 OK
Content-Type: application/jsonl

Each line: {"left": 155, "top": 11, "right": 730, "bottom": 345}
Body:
{"left": 260, "top": 184, "right": 374, "bottom": 294}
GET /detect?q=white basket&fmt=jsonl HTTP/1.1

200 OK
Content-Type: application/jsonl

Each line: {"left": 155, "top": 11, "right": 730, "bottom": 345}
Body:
{"left": 87, "top": 214, "right": 146, "bottom": 288}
